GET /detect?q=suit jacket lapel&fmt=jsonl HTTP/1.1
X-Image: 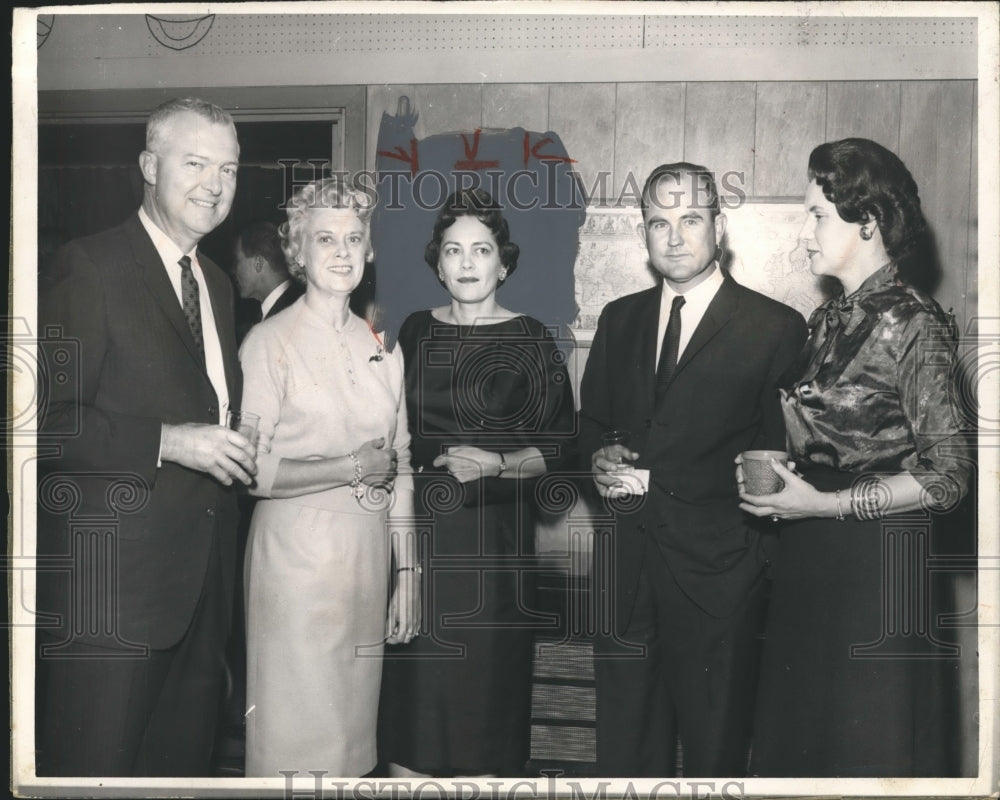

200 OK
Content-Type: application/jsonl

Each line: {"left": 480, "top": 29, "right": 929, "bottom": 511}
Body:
{"left": 672, "top": 273, "right": 739, "bottom": 380}
{"left": 635, "top": 287, "right": 661, "bottom": 410}
{"left": 125, "top": 214, "right": 210, "bottom": 374}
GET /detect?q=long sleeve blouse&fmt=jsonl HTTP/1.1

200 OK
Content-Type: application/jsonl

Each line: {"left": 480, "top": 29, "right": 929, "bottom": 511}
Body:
{"left": 781, "top": 263, "right": 972, "bottom": 500}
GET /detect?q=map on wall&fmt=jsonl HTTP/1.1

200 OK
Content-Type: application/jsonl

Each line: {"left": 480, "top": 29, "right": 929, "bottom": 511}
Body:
{"left": 572, "top": 203, "right": 827, "bottom": 334}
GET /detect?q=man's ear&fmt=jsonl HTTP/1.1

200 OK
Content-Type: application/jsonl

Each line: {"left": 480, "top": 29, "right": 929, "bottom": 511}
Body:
{"left": 139, "top": 150, "right": 157, "bottom": 185}
{"left": 254, "top": 256, "right": 264, "bottom": 273}
{"left": 714, "top": 213, "right": 727, "bottom": 242}
{"left": 635, "top": 223, "right": 646, "bottom": 243}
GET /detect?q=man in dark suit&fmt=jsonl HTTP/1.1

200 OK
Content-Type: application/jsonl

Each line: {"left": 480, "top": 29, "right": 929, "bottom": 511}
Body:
{"left": 36, "top": 97, "right": 257, "bottom": 777}
{"left": 231, "top": 219, "right": 303, "bottom": 342}
{"left": 580, "top": 163, "right": 807, "bottom": 777}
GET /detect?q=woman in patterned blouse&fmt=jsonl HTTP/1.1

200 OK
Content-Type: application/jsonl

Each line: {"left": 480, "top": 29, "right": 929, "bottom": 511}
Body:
{"left": 738, "top": 138, "right": 973, "bottom": 777}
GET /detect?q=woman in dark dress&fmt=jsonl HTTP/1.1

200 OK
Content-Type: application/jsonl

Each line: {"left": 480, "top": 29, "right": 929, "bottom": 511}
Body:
{"left": 738, "top": 138, "right": 973, "bottom": 776}
{"left": 379, "top": 188, "right": 576, "bottom": 777}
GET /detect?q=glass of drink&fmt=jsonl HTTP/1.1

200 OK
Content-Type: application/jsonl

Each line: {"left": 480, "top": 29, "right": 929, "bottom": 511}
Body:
{"left": 602, "top": 430, "right": 632, "bottom": 466}
{"left": 226, "top": 409, "right": 260, "bottom": 448}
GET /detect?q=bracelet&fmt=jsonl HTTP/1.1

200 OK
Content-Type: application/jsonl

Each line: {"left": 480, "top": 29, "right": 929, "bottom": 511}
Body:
{"left": 348, "top": 450, "right": 364, "bottom": 499}
{"left": 496, "top": 453, "right": 507, "bottom": 478}
{"left": 834, "top": 489, "right": 846, "bottom": 521}
{"left": 396, "top": 565, "right": 423, "bottom": 575}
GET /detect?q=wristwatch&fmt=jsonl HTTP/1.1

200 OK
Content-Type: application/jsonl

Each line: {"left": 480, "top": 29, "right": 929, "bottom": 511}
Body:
{"left": 497, "top": 453, "right": 507, "bottom": 477}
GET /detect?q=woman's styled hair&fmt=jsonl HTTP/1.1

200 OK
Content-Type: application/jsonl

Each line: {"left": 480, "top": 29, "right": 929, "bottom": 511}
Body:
{"left": 424, "top": 188, "right": 520, "bottom": 277}
{"left": 280, "top": 177, "right": 376, "bottom": 284}
{"left": 808, "top": 138, "right": 928, "bottom": 278}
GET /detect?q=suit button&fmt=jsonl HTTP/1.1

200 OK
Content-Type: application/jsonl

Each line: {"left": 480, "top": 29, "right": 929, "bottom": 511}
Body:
{"left": 637, "top": 524, "right": 646, "bottom": 533}
{"left": 208, "top": 405, "right": 218, "bottom": 418}
{"left": 644, "top": 418, "right": 652, "bottom": 430}
{"left": 206, "top": 508, "right": 215, "bottom": 517}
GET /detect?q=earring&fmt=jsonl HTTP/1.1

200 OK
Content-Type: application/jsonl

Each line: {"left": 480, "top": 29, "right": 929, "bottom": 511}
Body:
{"left": 860, "top": 226, "right": 873, "bottom": 241}
{"left": 498, "top": 268, "right": 508, "bottom": 282}
{"left": 438, "top": 270, "right": 445, "bottom": 281}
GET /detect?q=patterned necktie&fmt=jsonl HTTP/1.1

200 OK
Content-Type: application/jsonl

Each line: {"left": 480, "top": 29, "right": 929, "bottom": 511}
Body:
{"left": 178, "top": 255, "right": 205, "bottom": 362}
{"left": 656, "top": 294, "right": 686, "bottom": 397}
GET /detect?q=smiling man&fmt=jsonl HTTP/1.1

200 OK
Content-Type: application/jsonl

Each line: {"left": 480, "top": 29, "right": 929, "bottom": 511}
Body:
{"left": 37, "top": 97, "right": 256, "bottom": 776}
{"left": 579, "top": 162, "right": 807, "bottom": 777}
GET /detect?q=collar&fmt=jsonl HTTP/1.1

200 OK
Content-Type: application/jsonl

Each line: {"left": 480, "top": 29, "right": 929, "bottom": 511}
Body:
{"left": 844, "top": 262, "right": 897, "bottom": 301}
{"left": 138, "top": 207, "right": 197, "bottom": 268}
{"left": 660, "top": 262, "right": 724, "bottom": 306}
{"left": 812, "top": 263, "right": 897, "bottom": 336}
{"left": 261, "top": 279, "right": 292, "bottom": 318}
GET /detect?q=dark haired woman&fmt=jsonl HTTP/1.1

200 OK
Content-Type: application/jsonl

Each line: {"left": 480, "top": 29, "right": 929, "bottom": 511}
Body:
{"left": 378, "top": 188, "right": 576, "bottom": 777}
{"left": 738, "top": 139, "right": 972, "bottom": 776}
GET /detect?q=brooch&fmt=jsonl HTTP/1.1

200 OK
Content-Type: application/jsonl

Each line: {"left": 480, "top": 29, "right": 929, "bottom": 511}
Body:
{"left": 368, "top": 321, "right": 385, "bottom": 362}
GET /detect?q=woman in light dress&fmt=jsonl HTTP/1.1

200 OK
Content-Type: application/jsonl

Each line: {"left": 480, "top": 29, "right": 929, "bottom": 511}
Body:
{"left": 240, "top": 177, "right": 419, "bottom": 778}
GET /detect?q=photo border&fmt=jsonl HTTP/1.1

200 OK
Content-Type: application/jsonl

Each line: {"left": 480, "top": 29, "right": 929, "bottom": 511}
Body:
{"left": 11, "top": 2, "right": 1000, "bottom": 797}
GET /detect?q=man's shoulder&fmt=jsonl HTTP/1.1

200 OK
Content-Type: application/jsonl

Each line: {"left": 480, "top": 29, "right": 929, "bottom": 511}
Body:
{"left": 601, "top": 286, "right": 659, "bottom": 318}
{"left": 728, "top": 279, "right": 805, "bottom": 324}
{"left": 60, "top": 214, "right": 139, "bottom": 257}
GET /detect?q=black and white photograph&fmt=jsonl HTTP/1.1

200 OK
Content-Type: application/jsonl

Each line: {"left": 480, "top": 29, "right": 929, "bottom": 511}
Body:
{"left": 9, "top": 2, "right": 1000, "bottom": 797}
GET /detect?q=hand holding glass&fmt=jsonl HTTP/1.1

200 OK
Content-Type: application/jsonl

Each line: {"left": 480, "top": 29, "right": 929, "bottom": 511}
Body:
{"left": 227, "top": 410, "right": 260, "bottom": 448}
{"left": 602, "top": 430, "right": 632, "bottom": 466}
{"left": 740, "top": 450, "right": 789, "bottom": 495}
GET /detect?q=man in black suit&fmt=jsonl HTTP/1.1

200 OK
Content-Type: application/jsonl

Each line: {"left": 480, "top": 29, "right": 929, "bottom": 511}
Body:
{"left": 579, "top": 163, "right": 807, "bottom": 776}
{"left": 232, "top": 219, "right": 303, "bottom": 341}
{"left": 37, "top": 97, "right": 257, "bottom": 776}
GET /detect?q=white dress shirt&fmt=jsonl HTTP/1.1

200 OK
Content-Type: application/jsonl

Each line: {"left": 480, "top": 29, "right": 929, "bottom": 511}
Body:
{"left": 655, "top": 263, "right": 725, "bottom": 366}
{"left": 260, "top": 279, "right": 293, "bottom": 320}
{"left": 139, "top": 207, "right": 230, "bottom": 424}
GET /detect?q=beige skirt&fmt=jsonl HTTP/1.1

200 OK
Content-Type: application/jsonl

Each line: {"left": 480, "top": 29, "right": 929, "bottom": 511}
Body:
{"left": 244, "top": 498, "right": 389, "bottom": 778}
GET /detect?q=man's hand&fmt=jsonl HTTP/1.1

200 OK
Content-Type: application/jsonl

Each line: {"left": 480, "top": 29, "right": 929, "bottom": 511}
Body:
{"left": 591, "top": 445, "right": 640, "bottom": 498}
{"left": 160, "top": 423, "right": 257, "bottom": 486}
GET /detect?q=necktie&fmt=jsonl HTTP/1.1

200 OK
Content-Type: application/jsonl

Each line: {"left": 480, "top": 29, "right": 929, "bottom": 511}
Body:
{"left": 178, "top": 256, "right": 205, "bottom": 362}
{"left": 656, "top": 294, "right": 686, "bottom": 397}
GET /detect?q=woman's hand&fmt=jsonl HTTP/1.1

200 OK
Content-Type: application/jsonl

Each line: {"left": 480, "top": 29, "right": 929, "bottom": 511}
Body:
{"left": 432, "top": 446, "right": 502, "bottom": 484}
{"left": 736, "top": 455, "right": 833, "bottom": 521}
{"left": 385, "top": 568, "right": 421, "bottom": 645}
{"left": 355, "top": 437, "right": 398, "bottom": 487}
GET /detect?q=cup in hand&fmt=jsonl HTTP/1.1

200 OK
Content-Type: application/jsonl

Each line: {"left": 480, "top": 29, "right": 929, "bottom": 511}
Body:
{"left": 602, "top": 430, "right": 632, "bottom": 466}
{"left": 226, "top": 409, "right": 260, "bottom": 448}
{"left": 740, "top": 450, "right": 789, "bottom": 495}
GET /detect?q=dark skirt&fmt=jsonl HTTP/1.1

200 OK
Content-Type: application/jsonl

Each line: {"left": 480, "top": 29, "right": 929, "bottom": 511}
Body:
{"left": 378, "top": 495, "right": 538, "bottom": 776}
{"left": 751, "top": 470, "right": 966, "bottom": 777}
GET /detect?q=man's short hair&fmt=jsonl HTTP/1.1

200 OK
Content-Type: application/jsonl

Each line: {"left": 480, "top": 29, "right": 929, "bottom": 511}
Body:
{"left": 640, "top": 162, "right": 721, "bottom": 218}
{"left": 146, "top": 97, "right": 236, "bottom": 154}
{"left": 236, "top": 220, "right": 287, "bottom": 275}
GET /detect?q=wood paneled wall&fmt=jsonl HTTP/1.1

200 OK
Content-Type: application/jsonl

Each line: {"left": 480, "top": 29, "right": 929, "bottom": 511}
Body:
{"left": 367, "top": 80, "right": 977, "bottom": 331}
